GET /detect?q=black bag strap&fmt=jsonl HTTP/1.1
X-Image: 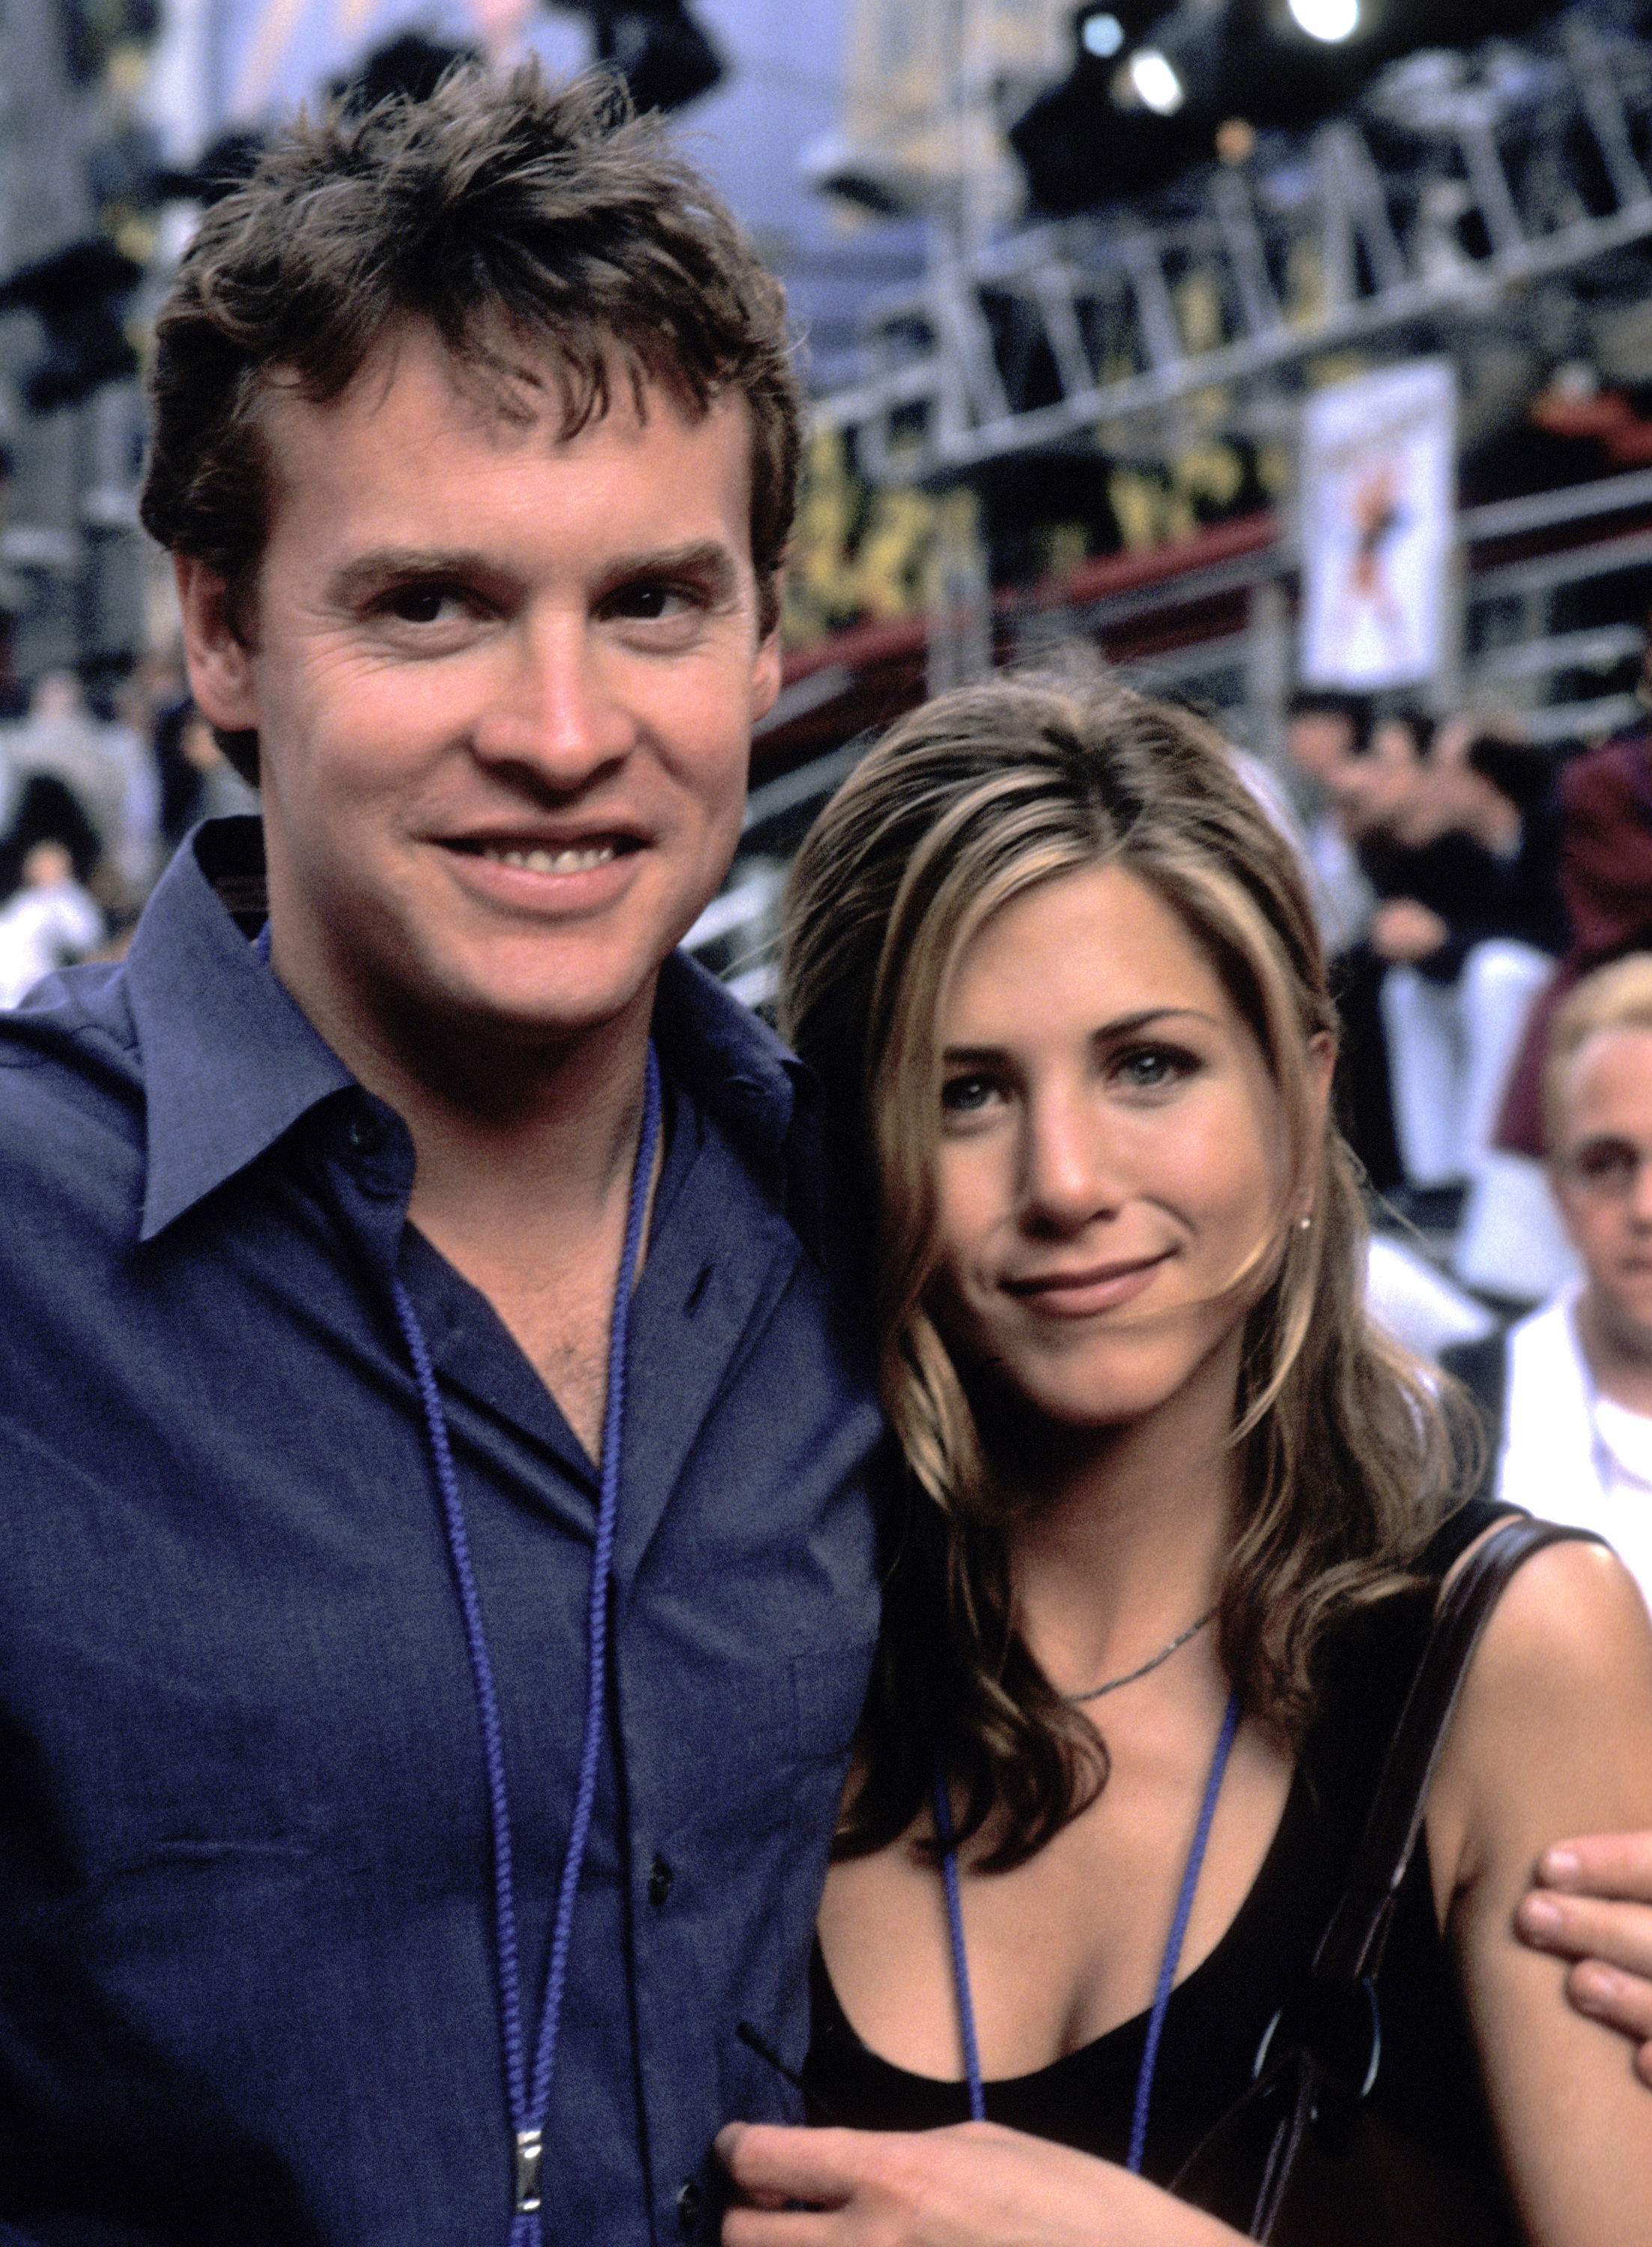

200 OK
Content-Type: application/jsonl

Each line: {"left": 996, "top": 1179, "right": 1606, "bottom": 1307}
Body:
{"left": 1312, "top": 1514, "right": 1604, "bottom": 1993}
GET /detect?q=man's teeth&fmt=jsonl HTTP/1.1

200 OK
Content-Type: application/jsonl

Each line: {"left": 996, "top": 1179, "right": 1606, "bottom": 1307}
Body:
{"left": 478, "top": 842, "right": 619, "bottom": 873}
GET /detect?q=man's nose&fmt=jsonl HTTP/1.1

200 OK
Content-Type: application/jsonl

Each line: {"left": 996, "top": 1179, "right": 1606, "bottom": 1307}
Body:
{"left": 1627, "top": 1152, "right": 1652, "bottom": 1227}
{"left": 471, "top": 616, "right": 634, "bottom": 788}
{"left": 1020, "top": 1092, "right": 1125, "bottom": 1232}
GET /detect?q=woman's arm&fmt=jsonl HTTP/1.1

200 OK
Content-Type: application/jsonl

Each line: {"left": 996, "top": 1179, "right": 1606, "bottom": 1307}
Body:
{"left": 1516, "top": 1833, "right": 1652, "bottom": 2081}
{"left": 717, "top": 2122, "right": 1248, "bottom": 2247}
{"left": 1427, "top": 1539, "right": 1652, "bottom": 2246}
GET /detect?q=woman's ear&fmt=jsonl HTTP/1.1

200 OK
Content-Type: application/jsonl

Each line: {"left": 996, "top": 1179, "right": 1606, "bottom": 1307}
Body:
{"left": 173, "top": 555, "right": 258, "bottom": 733}
{"left": 1307, "top": 1029, "right": 1337, "bottom": 1135}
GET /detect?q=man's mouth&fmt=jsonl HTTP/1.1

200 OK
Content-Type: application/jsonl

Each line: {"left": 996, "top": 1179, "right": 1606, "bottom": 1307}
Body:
{"left": 448, "top": 838, "right": 633, "bottom": 874}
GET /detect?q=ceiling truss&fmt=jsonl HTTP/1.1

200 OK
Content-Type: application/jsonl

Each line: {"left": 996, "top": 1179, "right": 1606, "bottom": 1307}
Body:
{"left": 813, "top": 14, "right": 1652, "bottom": 480}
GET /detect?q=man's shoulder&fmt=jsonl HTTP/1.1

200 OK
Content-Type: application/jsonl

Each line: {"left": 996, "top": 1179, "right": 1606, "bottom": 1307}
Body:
{"left": 651, "top": 950, "right": 859, "bottom": 1285}
{"left": 654, "top": 952, "right": 810, "bottom": 1163}
{"left": 0, "top": 959, "right": 143, "bottom": 1119}
{"left": 1504, "top": 1290, "right": 1576, "bottom": 1368}
{"left": 0, "top": 966, "right": 150, "bottom": 1309}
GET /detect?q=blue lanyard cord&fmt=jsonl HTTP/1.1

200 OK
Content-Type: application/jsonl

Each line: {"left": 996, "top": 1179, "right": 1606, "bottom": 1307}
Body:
{"left": 933, "top": 1771, "right": 988, "bottom": 2123}
{"left": 1127, "top": 1690, "right": 1240, "bottom": 2174}
{"left": 934, "top": 1687, "right": 1241, "bottom": 2176}
{"left": 390, "top": 1043, "right": 662, "bottom": 2244}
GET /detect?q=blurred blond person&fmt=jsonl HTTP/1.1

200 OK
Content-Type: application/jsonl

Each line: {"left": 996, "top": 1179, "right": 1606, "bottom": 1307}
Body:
{"left": 1444, "top": 953, "right": 1652, "bottom": 1610}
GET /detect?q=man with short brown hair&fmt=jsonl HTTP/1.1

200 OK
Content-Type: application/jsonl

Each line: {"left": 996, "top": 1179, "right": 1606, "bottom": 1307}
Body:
{"left": 0, "top": 66, "right": 879, "bottom": 2244}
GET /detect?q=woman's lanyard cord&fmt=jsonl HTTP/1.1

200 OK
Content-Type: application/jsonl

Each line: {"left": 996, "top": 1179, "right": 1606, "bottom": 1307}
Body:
{"left": 391, "top": 1043, "right": 663, "bottom": 2245}
{"left": 934, "top": 1687, "right": 1242, "bottom": 2175}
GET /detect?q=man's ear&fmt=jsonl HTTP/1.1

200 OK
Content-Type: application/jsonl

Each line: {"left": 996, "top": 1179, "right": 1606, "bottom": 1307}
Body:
{"left": 751, "top": 628, "right": 783, "bottom": 726}
{"left": 174, "top": 554, "right": 257, "bottom": 732}
{"left": 750, "top": 566, "right": 785, "bottom": 725}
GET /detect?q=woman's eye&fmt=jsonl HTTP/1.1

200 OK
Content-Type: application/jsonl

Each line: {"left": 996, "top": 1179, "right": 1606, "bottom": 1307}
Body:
{"left": 941, "top": 1073, "right": 999, "bottom": 1118}
{"left": 1114, "top": 1045, "right": 1195, "bottom": 1092}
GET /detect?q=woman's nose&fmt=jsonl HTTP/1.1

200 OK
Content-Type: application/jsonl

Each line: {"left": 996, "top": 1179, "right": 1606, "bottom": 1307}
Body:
{"left": 1020, "top": 1094, "right": 1125, "bottom": 1231}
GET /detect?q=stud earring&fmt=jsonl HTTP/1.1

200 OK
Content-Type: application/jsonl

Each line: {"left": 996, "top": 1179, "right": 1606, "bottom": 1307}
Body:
{"left": 1297, "top": 1213, "right": 1313, "bottom": 1233}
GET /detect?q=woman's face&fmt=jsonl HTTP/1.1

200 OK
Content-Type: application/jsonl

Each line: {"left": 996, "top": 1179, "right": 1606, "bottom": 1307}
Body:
{"left": 927, "top": 861, "right": 1295, "bottom": 1440}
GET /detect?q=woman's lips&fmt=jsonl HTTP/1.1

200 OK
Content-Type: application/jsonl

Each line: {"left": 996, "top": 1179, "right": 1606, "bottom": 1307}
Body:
{"left": 1002, "top": 1253, "right": 1170, "bottom": 1317}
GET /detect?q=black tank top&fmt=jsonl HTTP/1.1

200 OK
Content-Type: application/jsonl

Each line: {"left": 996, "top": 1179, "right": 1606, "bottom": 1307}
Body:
{"left": 805, "top": 1498, "right": 1515, "bottom": 2213}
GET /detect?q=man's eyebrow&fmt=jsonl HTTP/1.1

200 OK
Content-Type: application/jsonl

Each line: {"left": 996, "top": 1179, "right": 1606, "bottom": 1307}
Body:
{"left": 324, "top": 548, "right": 494, "bottom": 606}
{"left": 598, "top": 540, "right": 741, "bottom": 598}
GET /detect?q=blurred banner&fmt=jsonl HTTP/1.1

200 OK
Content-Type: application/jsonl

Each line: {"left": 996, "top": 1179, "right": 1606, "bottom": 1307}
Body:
{"left": 1299, "top": 359, "right": 1457, "bottom": 692}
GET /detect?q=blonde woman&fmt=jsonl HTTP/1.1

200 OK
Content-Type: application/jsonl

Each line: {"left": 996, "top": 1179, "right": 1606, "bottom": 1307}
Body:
{"left": 721, "top": 673, "right": 1652, "bottom": 2246}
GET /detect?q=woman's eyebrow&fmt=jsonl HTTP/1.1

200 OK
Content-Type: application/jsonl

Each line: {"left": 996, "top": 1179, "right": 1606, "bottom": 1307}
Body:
{"left": 1091, "top": 1007, "right": 1218, "bottom": 1037}
{"left": 941, "top": 1007, "right": 1215, "bottom": 1064}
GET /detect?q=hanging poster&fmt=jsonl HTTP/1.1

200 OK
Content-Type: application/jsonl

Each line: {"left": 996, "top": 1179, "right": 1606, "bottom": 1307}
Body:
{"left": 1299, "top": 359, "right": 1457, "bottom": 691}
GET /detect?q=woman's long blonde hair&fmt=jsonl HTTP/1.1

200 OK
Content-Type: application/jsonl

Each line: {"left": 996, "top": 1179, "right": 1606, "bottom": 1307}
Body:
{"left": 780, "top": 668, "right": 1466, "bottom": 1868}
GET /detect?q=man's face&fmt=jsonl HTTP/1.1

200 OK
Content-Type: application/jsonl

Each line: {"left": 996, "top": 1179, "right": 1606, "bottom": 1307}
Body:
{"left": 177, "top": 323, "right": 780, "bottom": 1076}
{"left": 1552, "top": 1026, "right": 1652, "bottom": 1357}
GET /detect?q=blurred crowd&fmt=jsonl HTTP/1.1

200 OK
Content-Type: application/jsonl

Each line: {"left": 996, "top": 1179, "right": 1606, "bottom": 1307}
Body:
{"left": 1283, "top": 679, "right": 1632, "bottom": 1300}
{"left": 0, "top": 655, "right": 255, "bottom": 1007}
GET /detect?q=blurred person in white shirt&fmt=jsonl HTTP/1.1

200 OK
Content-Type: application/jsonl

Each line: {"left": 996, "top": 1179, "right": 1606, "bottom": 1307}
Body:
{"left": 0, "top": 840, "right": 103, "bottom": 1008}
{"left": 1443, "top": 953, "right": 1652, "bottom": 1612}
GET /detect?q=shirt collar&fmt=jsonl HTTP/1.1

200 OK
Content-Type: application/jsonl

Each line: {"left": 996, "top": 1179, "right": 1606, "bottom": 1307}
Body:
{"left": 129, "top": 818, "right": 821, "bottom": 1247}
{"left": 127, "top": 818, "right": 354, "bottom": 1242}
{"left": 652, "top": 948, "right": 804, "bottom": 1158}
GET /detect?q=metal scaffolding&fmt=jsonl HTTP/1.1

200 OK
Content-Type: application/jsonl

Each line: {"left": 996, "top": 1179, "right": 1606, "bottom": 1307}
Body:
{"left": 813, "top": 13, "right": 1652, "bottom": 482}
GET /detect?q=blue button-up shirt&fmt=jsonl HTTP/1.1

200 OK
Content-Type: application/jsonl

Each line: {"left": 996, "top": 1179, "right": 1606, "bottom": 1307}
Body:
{"left": 0, "top": 819, "right": 883, "bottom": 2246}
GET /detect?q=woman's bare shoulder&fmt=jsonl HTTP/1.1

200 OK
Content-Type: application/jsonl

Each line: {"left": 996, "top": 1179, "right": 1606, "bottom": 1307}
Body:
{"left": 1430, "top": 1535, "right": 1652, "bottom": 1917}
{"left": 1424, "top": 1539, "right": 1652, "bottom": 2247}
{"left": 1463, "top": 1535, "right": 1652, "bottom": 1711}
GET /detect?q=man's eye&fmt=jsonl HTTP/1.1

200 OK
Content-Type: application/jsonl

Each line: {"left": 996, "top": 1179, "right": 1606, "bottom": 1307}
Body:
{"left": 383, "top": 585, "right": 464, "bottom": 625}
{"left": 1573, "top": 1141, "right": 1639, "bottom": 1189}
{"left": 608, "top": 580, "right": 696, "bottom": 622}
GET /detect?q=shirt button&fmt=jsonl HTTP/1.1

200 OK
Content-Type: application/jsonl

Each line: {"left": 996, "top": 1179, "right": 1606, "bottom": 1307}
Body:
{"left": 675, "top": 2180, "right": 704, "bottom": 2238}
{"left": 648, "top": 1855, "right": 673, "bottom": 1908}
{"left": 347, "top": 1109, "right": 386, "bottom": 1156}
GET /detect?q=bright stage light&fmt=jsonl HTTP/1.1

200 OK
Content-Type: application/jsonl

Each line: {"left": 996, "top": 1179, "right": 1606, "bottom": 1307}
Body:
{"left": 1287, "top": 0, "right": 1359, "bottom": 41}
{"left": 1129, "top": 48, "right": 1187, "bottom": 115}
{"left": 1081, "top": 10, "right": 1126, "bottom": 58}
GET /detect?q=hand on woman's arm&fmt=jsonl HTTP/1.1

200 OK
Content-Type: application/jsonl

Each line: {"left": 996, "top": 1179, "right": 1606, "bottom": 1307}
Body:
{"left": 1516, "top": 1832, "right": 1652, "bottom": 2083}
{"left": 717, "top": 2122, "right": 1246, "bottom": 2247}
{"left": 1430, "top": 1540, "right": 1652, "bottom": 2246}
